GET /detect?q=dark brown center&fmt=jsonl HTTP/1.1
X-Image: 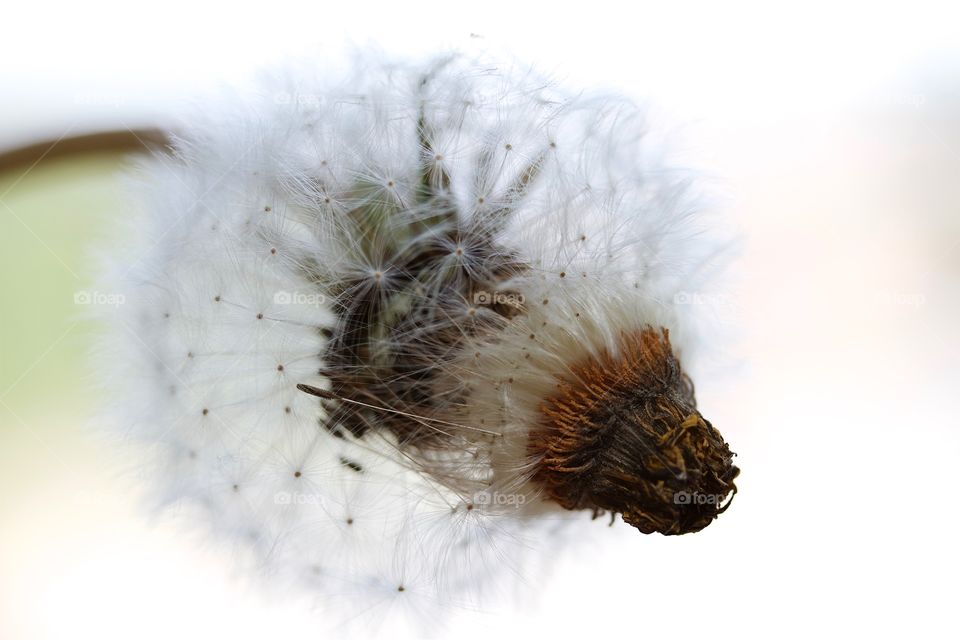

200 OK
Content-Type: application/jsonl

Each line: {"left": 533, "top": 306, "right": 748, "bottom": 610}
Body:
{"left": 531, "top": 327, "right": 739, "bottom": 535}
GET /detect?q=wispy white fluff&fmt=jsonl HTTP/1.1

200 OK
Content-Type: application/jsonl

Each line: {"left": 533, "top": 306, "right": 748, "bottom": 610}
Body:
{"left": 94, "top": 50, "right": 732, "bottom": 630}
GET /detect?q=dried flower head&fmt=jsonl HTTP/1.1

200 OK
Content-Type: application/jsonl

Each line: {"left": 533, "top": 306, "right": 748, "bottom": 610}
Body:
{"left": 533, "top": 327, "right": 738, "bottom": 534}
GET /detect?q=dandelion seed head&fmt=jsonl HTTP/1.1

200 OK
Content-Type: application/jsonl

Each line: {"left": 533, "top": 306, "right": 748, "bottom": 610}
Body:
{"left": 94, "top": 50, "right": 737, "bottom": 628}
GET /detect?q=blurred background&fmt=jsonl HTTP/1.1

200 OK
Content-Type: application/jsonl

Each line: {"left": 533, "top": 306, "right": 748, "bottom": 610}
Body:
{"left": 1, "top": 1, "right": 958, "bottom": 638}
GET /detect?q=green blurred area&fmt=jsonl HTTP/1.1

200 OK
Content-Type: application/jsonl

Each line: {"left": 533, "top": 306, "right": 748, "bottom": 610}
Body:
{"left": 0, "top": 153, "right": 130, "bottom": 422}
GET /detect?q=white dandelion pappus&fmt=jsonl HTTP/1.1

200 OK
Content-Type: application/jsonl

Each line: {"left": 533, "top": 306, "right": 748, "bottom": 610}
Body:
{"left": 95, "top": 52, "right": 739, "bottom": 629}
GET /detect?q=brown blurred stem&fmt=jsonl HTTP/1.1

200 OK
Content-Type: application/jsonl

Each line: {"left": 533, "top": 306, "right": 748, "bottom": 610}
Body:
{"left": 0, "top": 129, "right": 169, "bottom": 174}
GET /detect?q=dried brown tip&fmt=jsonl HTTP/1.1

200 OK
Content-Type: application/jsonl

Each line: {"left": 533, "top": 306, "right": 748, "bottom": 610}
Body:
{"left": 531, "top": 327, "right": 739, "bottom": 535}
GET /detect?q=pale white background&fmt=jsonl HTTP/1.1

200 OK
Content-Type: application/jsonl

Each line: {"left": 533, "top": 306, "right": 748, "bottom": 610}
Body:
{"left": 2, "top": 1, "right": 959, "bottom": 638}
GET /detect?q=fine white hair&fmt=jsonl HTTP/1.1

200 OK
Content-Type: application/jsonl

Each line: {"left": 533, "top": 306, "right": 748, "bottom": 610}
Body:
{"left": 94, "top": 50, "right": 732, "bottom": 631}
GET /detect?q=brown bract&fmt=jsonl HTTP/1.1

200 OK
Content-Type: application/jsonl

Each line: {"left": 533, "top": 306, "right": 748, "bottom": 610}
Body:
{"left": 531, "top": 327, "right": 739, "bottom": 535}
